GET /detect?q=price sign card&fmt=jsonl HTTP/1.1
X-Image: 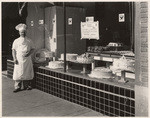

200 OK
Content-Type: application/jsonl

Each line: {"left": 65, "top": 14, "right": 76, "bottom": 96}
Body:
{"left": 81, "top": 21, "right": 99, "bottom": 40}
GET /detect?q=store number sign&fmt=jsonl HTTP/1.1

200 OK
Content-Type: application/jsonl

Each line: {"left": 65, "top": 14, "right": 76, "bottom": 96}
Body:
{"left": 81, "top": 21, "right": 99, "bottom": 40}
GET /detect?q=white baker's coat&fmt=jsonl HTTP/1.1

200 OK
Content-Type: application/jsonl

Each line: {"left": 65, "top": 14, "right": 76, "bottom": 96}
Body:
{"left": 12, "top": 37, "right": 35, "bottom": 80}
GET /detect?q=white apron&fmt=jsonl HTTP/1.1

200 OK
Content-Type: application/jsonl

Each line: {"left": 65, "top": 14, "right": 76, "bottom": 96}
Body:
{"left": 12, "top": 37, "right": 34, "bottom": 80}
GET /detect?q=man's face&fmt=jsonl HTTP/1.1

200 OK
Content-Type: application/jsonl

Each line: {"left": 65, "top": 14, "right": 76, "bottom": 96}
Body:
{"left": 19, "top": 30, "right": 26, "bottom": 37}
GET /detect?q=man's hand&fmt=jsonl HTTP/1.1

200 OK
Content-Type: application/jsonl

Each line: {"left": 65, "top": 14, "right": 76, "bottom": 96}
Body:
{"left": 24, "top": 49, "right": 34, "bottom": 57}
{"left": 24, "top": 51, "right": 30, "bottom": 57}
{"left": 14, "top": 59, "right": 18, "bottom": 64}
{"left": 24, "top": 52, "right": 30, "bottom": 57}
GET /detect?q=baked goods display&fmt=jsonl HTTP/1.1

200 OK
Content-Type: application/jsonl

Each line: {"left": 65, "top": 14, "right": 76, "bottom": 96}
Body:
{"left": 88, "top": 67, "right": 113, "bottom": 79}
{"left": 87, "top": 44, "right": 125, "bottom": 53}
{"left": 110, "top": 56, "right": 135, "bottom": 73}
{"left": 34, "top": 49, "right": 53, "bottom": 63}
{"left": 47, "top": 61, "right": 64, "bottom": 69}
{"left": 60, "top": 53, "right": 78, "bottom": 61}
{"left": 76, "top": 53, "right": 94, "bottom": 64}
{"left": 87, "top": 46, "right": 106, "bottom": 53}
{"left": 102, "top": 51, "right": 135, "bottom": 56}
{"left": 107, "top": 42, "right": 123, "bottom": 47}
{"left": 106, "top": 42, "right": 123, "bottom": 51}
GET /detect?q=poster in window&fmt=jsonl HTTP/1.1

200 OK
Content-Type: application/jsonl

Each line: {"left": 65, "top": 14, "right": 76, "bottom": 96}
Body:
{"left": 119, "top": 13, "right": 125, "bottom": 22}
{"left": 81, "top": 21, "right": 99, "bottom": 40}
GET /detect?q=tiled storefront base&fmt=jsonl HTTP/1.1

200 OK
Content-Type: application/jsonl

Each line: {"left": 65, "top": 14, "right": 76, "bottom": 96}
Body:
{"left": 7, "top": 60, "right": 14, "bottom": 79}
{"left": 7, "top": 60, "right": 135, "bottom": 116}
{"left": 34, "top": 67, "right": 135, "bottom": 117}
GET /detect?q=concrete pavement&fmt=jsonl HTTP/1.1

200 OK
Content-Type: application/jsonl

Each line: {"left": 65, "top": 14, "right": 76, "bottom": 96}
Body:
{"left": 2, "top": 72, "right": 104, "bottom": 117}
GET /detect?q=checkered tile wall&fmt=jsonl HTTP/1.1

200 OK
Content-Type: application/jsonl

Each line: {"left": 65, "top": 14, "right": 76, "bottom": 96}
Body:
{"left": 34, "top": 67, "right": 135, "bottom": 116}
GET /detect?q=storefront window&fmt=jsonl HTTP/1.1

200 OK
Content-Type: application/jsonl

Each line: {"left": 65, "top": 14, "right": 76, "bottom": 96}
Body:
{"left": 87, "top": 2, "right": 134, "bottom": 52}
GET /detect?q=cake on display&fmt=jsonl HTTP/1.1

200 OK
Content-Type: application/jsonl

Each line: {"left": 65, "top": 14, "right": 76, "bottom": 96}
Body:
{"left": 88, "top": 67, "right": 113, "bottom": 79}
{"left": 47, "top": 61, "right": 64, "bottom": 69}
{"left": 76, "top": 53, "right": 94, "bottom": 64}
{"left": 60, "top": 53, "right": 78, "bottom": 61}
{"left": 110, "top": 56, "right": 135, "bottom": 73}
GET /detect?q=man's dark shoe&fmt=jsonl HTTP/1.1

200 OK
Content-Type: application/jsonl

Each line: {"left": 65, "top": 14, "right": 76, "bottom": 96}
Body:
{"left": 13, "top": 88, "right": 21, "bottom": 93}
{"left": 26, "top": 86, "right": 32, "bottom": 90}
{"left": 23, "top": 87, "right": 27, "bottom": 90}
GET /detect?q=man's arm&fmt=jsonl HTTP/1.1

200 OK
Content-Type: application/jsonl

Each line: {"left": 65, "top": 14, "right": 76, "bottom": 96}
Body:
{"left": 12, "top": 49, "right": 18, "bottom": 64}
{"left": 24, "top": 48, "right": 35, "bottom": 57}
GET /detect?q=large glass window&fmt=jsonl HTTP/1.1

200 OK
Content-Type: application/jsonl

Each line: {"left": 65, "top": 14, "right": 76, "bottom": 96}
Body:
{"left": 87, "top": 2, "right": 134, "bottom": 52}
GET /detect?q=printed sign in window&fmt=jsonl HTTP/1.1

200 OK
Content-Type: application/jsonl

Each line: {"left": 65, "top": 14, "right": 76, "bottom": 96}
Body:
{"left": 81, "top": 21, "right": 99, "bottom": 40}
{"left": 39, "top": 20, "right": 44, "bottom": 24}
{"left": 119, "top": 13, "right": 125, "bottom": 22}
{"left": 68, "top": 18, "right": 72, "bottom": 25}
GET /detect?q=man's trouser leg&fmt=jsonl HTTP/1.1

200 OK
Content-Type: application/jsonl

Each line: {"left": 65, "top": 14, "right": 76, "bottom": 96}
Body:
{"left": 23, "top": 80, "right": 32, "bottom": 89}
{"left": 14, "top": 80, "right": 22, "bottom": 89}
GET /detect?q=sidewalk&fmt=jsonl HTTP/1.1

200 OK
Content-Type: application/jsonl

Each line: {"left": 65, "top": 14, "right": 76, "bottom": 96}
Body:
{"left": 2, "top": 72, "right": 104, "bottom": 117}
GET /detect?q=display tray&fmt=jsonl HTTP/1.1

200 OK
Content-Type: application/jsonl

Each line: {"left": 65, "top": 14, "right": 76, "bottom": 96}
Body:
{"left": 39, "top": 66, "right": 135, "bottom": 90}
{"left": 59, "top": 59, "right": 93, "bottom": 64}
{"left": 87, "top": 51, "right": 135, "bottom": 59}
{"left": 69, "top": 60, "right": 93, "bottom": 64}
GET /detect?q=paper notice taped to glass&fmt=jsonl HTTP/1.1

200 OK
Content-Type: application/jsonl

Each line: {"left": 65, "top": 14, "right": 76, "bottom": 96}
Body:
{"left": 81, "top": 21, "right": 99, "bottom": 40}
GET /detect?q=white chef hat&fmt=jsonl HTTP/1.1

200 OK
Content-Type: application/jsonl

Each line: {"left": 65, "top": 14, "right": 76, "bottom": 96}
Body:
{"left": 15, "top": 23, "right": 27, "bottom": 32}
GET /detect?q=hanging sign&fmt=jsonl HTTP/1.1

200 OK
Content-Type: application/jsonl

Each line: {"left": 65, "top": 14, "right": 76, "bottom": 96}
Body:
{"left": 81, "top": 21, "right": 99, "bottom": 40}
{"left": 119, "top": 13, "right": 125, "bottom": 22}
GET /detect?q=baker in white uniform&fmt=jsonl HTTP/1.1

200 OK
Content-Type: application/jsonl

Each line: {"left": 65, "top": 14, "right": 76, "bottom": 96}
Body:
{"left": 12, "top": 23, "right": 35, "bottom": 93}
